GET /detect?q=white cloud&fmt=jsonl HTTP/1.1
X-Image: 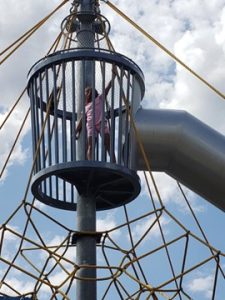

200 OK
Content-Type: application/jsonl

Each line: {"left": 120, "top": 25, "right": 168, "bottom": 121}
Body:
{"left": 97, "top": 212, "right": 120, "bottom": 238}
{"left": 0, "top": 277, "right": 34, "bottom": 296}
{"left": 130, "top": 215, "right": 170, "bottom": 244}
{"left": 44, "top": 234, "right": 75, "bottom": 261}
{"left": 138, "top": 172, "right": 206, "bottom": 214}
{"left": 187, "top": 274, "right": 214, "bottom": 298}
{"left": 33, "top": 199, "right": 47, "bottom": 211}
{"left": 104, "top": 0, "right": 225, "bottom": 135}
{"left": 159, "top": 5, "right": 225, "bottom": 133}
{"left": 215, "top": 7, "right": 225, "bottom": 52}
{"left": 41, "top": 270, "right": 74, "bottom": 292}
{"left": 0, "top": 225, "right": 19, "bottom": 242}
{"left": 0, "top": 1, "right": 70, "bottom": 181}
{"left": 0, "top": 110, "right": 30, "bottom": 182}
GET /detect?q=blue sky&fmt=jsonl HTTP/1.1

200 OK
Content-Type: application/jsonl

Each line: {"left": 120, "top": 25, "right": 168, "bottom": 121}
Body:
{"left": 1, "top": 0, "right": 225, "bottom": 299}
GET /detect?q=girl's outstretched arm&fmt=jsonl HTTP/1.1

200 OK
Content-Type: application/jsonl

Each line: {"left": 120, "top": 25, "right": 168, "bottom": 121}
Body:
{"left": 104, "top": 66, "right": 116, "bottom": 96}
{"left": 75, "top": 116, "right": 82, "bottom": 139}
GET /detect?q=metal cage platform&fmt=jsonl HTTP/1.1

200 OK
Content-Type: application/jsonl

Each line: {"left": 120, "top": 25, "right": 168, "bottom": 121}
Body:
{"left": 28, "top": 48, "right": 145, "bottom": 210}
{"left": 31, "top": 161, "right": 141, "bottom": 210}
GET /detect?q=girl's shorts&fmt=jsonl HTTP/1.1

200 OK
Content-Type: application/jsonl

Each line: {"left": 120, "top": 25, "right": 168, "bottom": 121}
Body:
{"left": 87, "top": 121, "right": 109, "bottom": 137}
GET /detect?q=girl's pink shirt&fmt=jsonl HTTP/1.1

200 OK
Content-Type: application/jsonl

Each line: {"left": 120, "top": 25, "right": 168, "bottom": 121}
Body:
{"left": 85, "top": 95, "right": 103, "bottom": 128}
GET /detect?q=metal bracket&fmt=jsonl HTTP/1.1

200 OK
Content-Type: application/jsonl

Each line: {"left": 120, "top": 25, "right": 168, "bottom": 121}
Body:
{"left": 71, "top": 232, "right": 103, "bottom": 244}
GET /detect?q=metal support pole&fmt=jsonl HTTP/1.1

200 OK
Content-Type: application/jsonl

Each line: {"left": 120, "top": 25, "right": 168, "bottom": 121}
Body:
{"left": 76, "top": 194, "right": 96, "bottom": 299}
{"left": 76, "top": 1, "right": 97, "bottom": 299}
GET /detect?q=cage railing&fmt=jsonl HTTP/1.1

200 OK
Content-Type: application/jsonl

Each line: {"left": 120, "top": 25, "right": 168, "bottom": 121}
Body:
{"left": 28, "top": 48, "right": 144, "bottom": 210}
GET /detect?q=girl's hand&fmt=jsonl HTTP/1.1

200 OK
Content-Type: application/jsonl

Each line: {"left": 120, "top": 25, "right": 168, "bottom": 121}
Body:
{"left": 75, "top": 131, "right": 80, "bottom": 140}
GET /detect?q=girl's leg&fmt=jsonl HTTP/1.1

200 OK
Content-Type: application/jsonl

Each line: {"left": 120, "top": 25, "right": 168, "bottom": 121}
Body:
{"left": 104, "top": 133, "right": 116, "bottom": 163}
{"left": 87, "top": 136, "right": 93, "bottom": 160}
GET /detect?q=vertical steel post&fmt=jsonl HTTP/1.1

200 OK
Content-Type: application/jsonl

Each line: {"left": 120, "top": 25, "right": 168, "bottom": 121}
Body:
{"left": 76, "top": 1, "right": 97, "bottom": 299}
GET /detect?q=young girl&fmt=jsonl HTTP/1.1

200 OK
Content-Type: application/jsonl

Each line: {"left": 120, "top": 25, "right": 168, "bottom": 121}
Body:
{"left": 76, "top": 71, "right": 116, "bottom": 162}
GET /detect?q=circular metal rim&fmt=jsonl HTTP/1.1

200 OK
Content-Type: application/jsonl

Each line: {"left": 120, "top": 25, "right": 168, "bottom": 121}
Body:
{"left": 27, "top": 48, "right": 145, "bottom": 98}
{"left": 31, "top": 161, "right": 141, "bottom": 211}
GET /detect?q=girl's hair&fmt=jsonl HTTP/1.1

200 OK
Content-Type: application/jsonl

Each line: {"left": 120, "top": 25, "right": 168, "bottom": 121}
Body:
{"left": 86, "top": 87, "right": 99, "bottom": 98}
{"left": 94, "top": 89, "right": 99, "bottom": 97}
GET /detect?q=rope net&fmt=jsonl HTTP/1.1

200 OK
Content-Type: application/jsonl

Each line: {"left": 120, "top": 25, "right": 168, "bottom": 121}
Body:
{"left": 0, "top": 1, "right": 225, "bottom": 299}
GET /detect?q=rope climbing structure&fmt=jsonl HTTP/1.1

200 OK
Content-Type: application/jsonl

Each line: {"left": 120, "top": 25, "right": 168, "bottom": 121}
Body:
{"left": 0, "top": 1, "right": 225, "bottom": 299}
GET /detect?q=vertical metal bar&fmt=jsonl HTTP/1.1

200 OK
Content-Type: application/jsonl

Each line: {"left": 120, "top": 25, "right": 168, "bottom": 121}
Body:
{"left": 34, "top": 77, "right": 41, "bottom": 171}
{"left": 101, "top": 61, "right": 106, "bottom": 162}
{"left": 53, "top": 65, "right": 59, "bottom": 164}
{"left": 63, "top": 180, "right": 67, "bottom": 204}
{"left": 39, "top": 73, "right": 46, "bottom": 168}
{"left": 62, "top": 62, "right": 67, "bottom": 203}
{"left": 129, "top": 75, "right": 135, "bottom": 169}
{"left": 53, "top": 64, "right": 59, "bottom": 200}
{"left": 45, "top": 68, "right": 52, "bottom": 166}
{"left": 70, "top": 104, "right": 73, "bottom": 165}
{"left": 123, "top": 70, "right": 130, "bottom": 167}
{"left": 69, "top": 119, "right": 75, "bottom": 204}
{"left": 81, "top": 60, "right": 86, "bottom": 161}
{"left": 70, "top": 60, "right": 75, "bottom": 203}
{"left": 131, "top": 74, "right": 135, "bottom": 117}
{"left": 39, "top": 72, "right": 47, "bottom": 193}
{"left": 62, "top": 62, "right": 67, "bottom": 163}
{"left": 45, "top": 68, "right": 52, "bottom": 197}
{"left": 91, "top": 61, "right": 96, "bottom": 161}
{"left": 71, "top": 60, "right": 76, "bottom": 161}
{"left": 96, "top": 135, "right": 99, "bottom": 160}
{"left": 110, "top": 63, "right": 115, "bottom": 164}
{"left": 71, "top": 183, "right": 74, "bottom": 204}
{"left": 29, "top": 83, "right": 37, "bottom": 172}
{"left": 118, "top": 67, "right": 123, "bottom": 165}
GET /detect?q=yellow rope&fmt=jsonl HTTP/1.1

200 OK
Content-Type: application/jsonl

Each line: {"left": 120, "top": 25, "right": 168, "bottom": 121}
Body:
{"left": 101, "top": 40, "right": 178, "bottom": 299}
{"left": 100, "top": 27, "right": 210, "bottom": 298}
{"left": 99, "top": 4, "right": 225, "bottom": 289}
{"left": 103, "top": 0, "right": 225, "bottom": 101}
{"left": 97, "top": 14, "right": 164, "bottom": 208}
{"left": 0, "top": 2, "right": 224, "bottom": 297}
{"left": 0, "top": 0, "right": 69, "bottom": 65}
